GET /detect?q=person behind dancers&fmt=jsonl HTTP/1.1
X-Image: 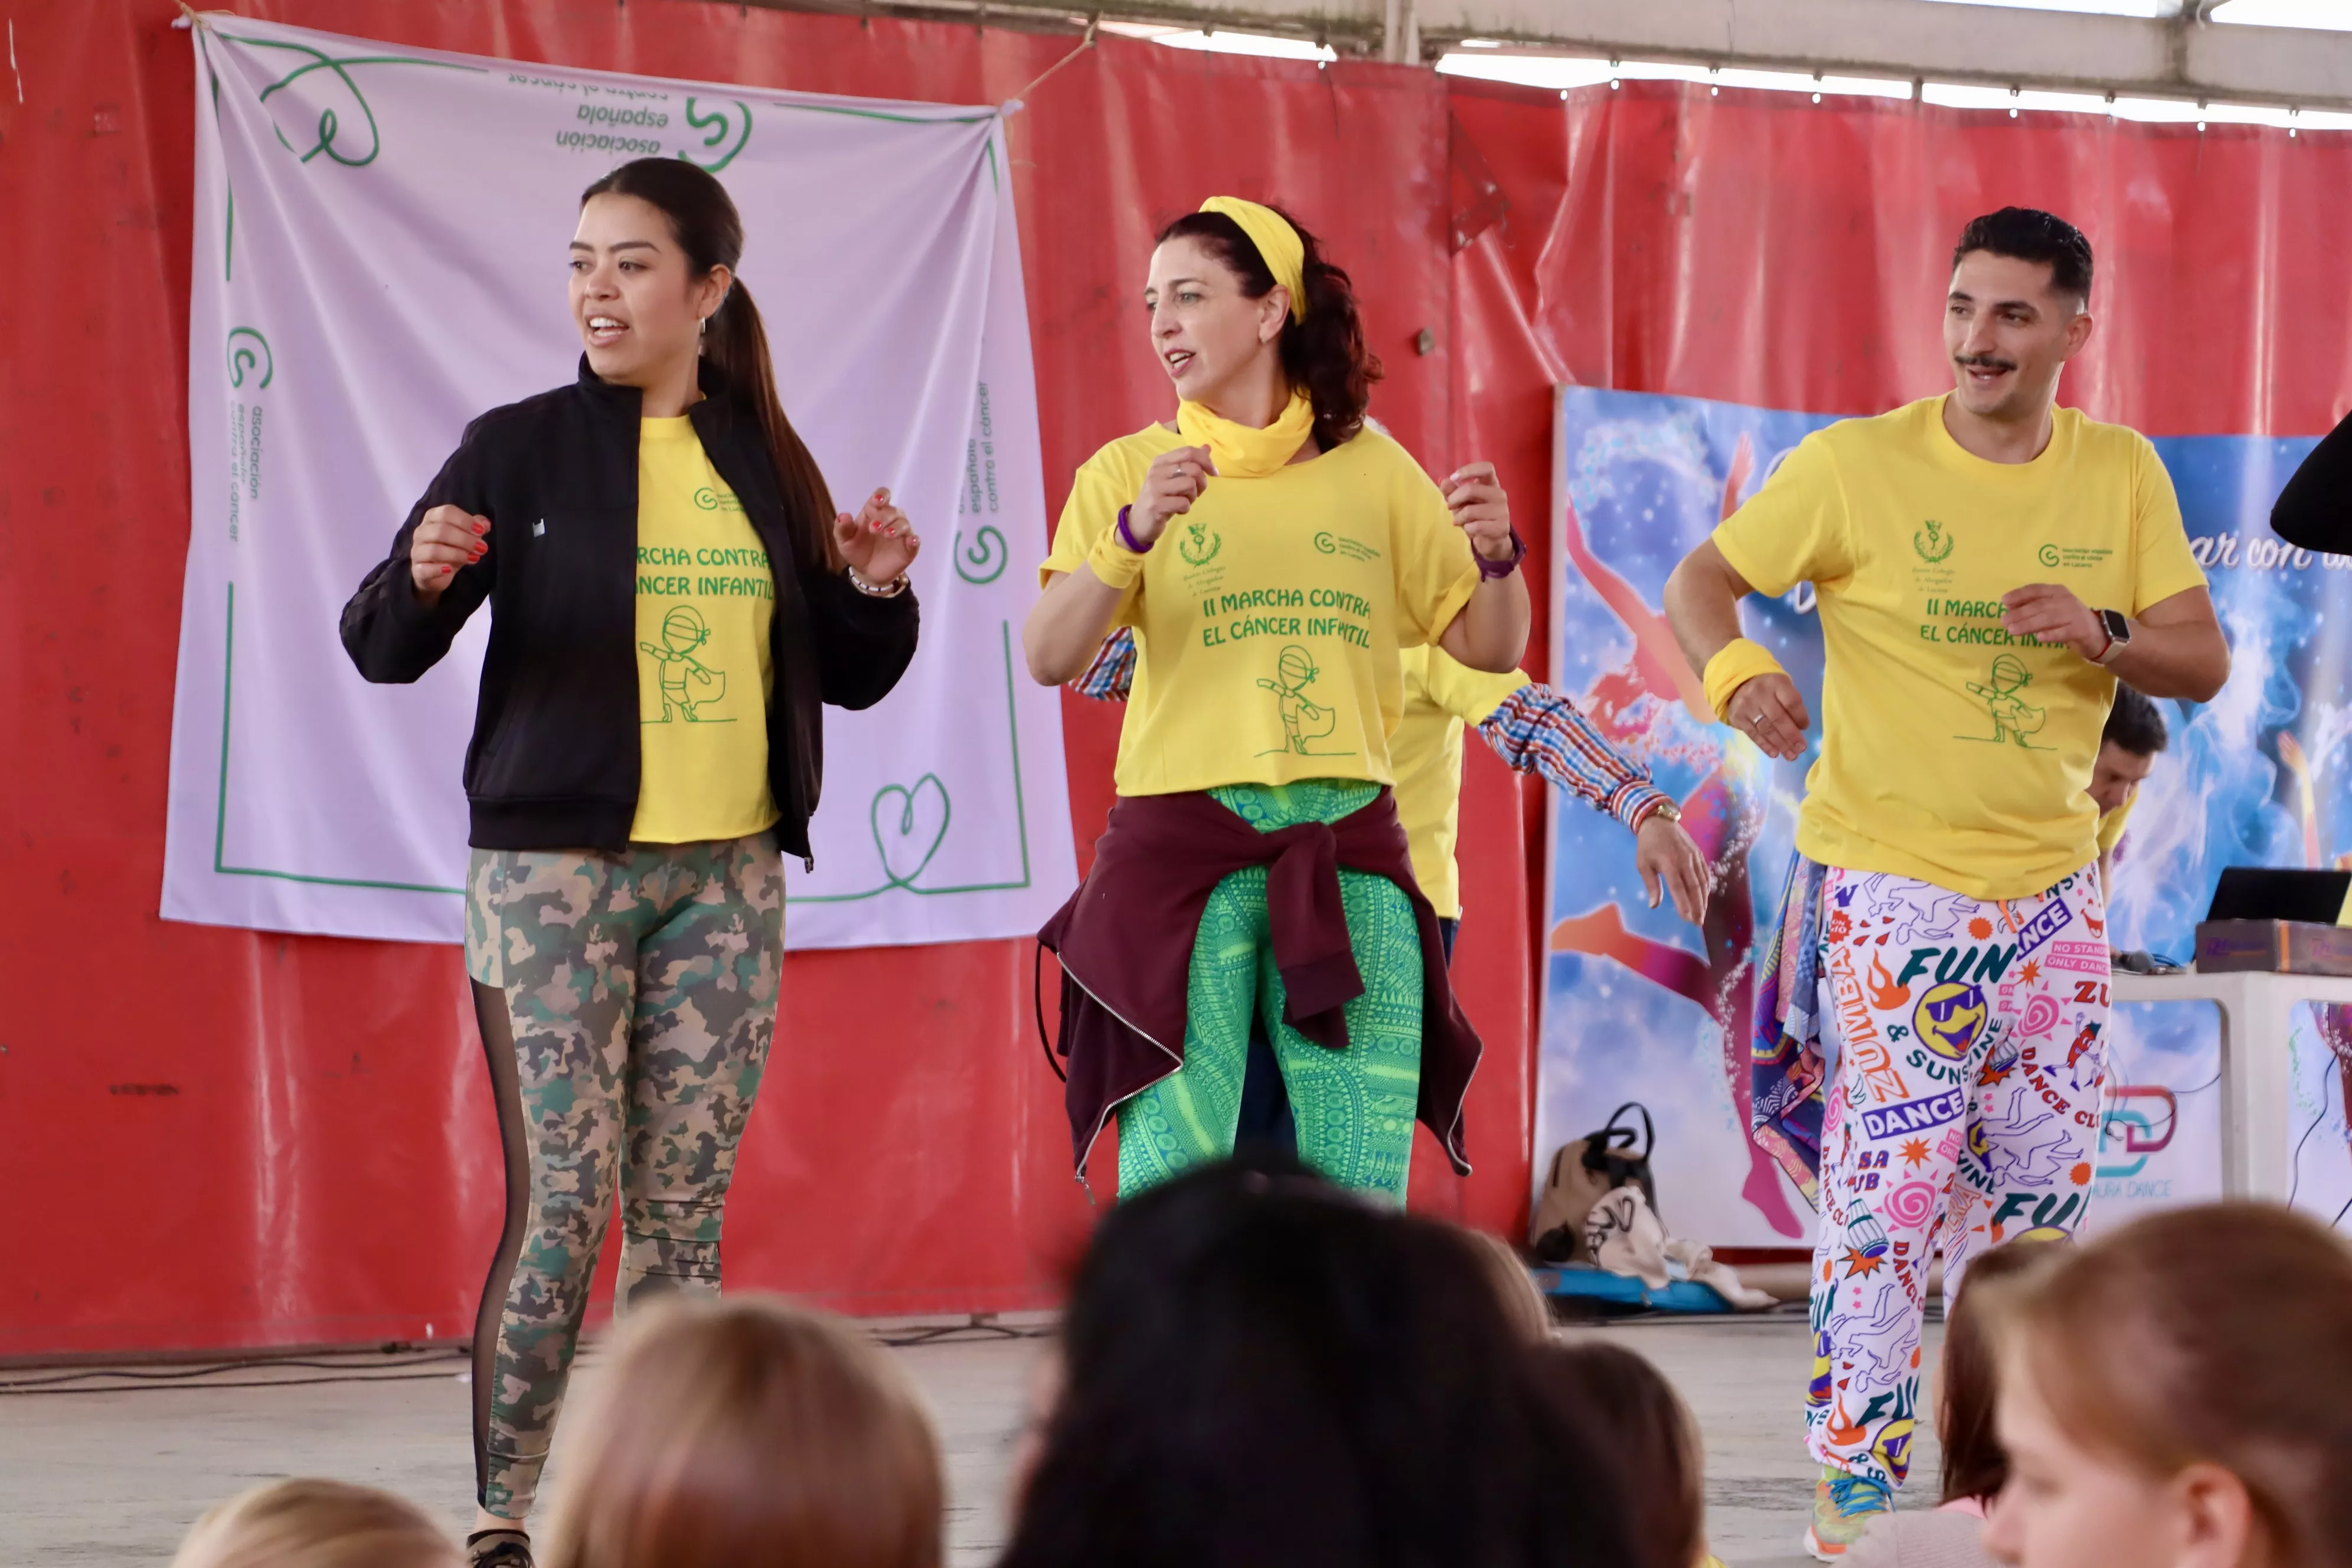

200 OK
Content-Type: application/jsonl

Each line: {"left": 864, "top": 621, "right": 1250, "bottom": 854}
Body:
{"left": 998, "top": 1156, "right": 1636, "bottom": 1568}
{"left": 540, "top": 1295, "right": 943, "bottom": 1568}
{"left": 1661, "top": 206, "right": 2228, "bottom": 1556}
{"left": 1842, "top": 1238, "right": 2049, "bottom": 1567}
{"left": 1025, "top": 198, "right": 1528, "bottom": 1202}
{"left": 339, "top": 159, "right": 920, "bottom": 1567}
{"left": 2088, "top": 684, "right": 2165, "bottom": 889}
{"left": 1979, "top": 1204, "right": 2352, "bottom": 1568}
{"left": 174, "top": 1479, "right": 459, "bottom": 1568}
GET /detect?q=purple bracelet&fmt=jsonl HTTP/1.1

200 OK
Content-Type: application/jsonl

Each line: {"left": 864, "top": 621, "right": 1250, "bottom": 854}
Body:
{"left": 1476, "top": 526, "right": 1527, "bottom": 581}
{"left": 1115, "top": 505, "right": 1152, "bottom": 554}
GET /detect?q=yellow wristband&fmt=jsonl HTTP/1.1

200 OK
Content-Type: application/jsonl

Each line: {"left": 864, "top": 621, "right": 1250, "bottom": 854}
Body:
{"left": 1702, "top": 638, "right": 1788, "bottom": 724}
{"left": 1086, "top": 523, "right": 1146, "bottom": 591}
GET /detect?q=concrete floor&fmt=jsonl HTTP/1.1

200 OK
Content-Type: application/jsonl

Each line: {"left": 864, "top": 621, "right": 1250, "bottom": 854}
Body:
{"left": 0, "top": 1308, "right": 1943, "bottom": 1568}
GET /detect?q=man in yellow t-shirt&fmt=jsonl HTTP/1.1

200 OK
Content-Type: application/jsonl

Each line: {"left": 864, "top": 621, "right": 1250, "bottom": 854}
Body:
{"left": 1662, "top": 208, "right": 2230, "bottom": 1555}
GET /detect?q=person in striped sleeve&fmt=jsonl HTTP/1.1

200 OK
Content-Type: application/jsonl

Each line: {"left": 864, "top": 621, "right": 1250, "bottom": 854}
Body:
{"left": 1072, "top": 627, "right": 1710, "bottom": 950}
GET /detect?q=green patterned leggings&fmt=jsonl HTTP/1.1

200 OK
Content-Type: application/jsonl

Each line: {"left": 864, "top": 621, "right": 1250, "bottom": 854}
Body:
{"left": 1116, "top": 781, "right": 1425, "bottom": 1204}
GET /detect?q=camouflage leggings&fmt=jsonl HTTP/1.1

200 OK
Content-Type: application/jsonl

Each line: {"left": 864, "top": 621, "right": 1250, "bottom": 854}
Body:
{"left": 462, "top": 835, "right": 783, "bottom": 1518}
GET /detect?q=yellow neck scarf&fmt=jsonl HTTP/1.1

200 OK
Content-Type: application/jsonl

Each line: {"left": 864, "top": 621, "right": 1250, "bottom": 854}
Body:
{"left": 1177, "top": 392, "right": 1316, "bottom": 480}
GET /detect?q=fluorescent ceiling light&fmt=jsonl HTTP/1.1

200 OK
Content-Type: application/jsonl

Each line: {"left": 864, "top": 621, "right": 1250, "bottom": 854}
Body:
{"left": 1910, "top": 0, "right": 2176, "bottom": 14}
{"left": 1436, "top": 54, "right": 1909, "bottom": 99}
{"left": 1137, "top": 27, "right": 1337, "bottom": 60}
{"left": 2210, "top": 0, "right": 2352, "bottom": 27}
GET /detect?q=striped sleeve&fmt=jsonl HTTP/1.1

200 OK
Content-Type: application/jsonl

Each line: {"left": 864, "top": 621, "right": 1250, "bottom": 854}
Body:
{"left": 1069, "top": 626, "right": 1136, "bottom": 703}
{"left": 1475, "top": 681, "right": 1672, "bottom": 829}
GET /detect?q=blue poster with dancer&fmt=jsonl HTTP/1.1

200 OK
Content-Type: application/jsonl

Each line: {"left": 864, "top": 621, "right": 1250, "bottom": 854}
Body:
{"left": 1538, "top": 385, "right": 2352, "bottom": 1244}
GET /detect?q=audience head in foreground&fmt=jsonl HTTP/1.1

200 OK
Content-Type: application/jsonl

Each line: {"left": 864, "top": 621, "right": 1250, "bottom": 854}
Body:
{"left": 999, "top": 1156, "right": 1635, "bottom": 1568}
{"left": 172, "top": 1478, "right": 459, "bottom": 1568}
{"left": 541, "top": 1294, "right": 942, "bottom": 1568}
{"left": 1982, "top": 1204, "right": 2352, "bottom": 1568}
{"left": 1530, "top": 1340, "right": 1713, "bottom": 1568}
{"left": 1935, "top": 1239, "right": 2052, "bottom": 1511}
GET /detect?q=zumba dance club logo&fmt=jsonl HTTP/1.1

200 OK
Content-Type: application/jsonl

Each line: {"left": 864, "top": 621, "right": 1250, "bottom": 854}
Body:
{"left": 1913, "top": 518, "right": 1955, "bottom": 563}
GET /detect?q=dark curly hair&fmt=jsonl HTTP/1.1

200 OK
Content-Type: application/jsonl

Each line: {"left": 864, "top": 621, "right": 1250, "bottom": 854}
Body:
{"left": 997, "top": 1155, "right": 1636, "bottom": 1568}
{"left": 1952, "top": 205, "right": 2094, "bottom": 306}
{"left": 1155, "top": 205, "right": 1381, "bottom": 453}
{"left": 2101, "top": 684, "right": 2168, "bottom": 758}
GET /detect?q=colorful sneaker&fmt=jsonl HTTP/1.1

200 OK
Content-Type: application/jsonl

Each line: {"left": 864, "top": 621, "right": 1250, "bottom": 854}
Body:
{"left": 1804, "top": 1465, "right": 1893, "bottom": 1559}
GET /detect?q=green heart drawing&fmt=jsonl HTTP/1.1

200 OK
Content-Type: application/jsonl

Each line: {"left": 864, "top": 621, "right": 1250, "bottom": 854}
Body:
{"left": 870, "top": 774, "right": 952, "bottom": 888}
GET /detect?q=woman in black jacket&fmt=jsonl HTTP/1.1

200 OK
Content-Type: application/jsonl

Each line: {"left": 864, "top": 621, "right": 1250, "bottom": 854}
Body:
{"left": 340, "top": 158, "right": 919, "bottom": 1568}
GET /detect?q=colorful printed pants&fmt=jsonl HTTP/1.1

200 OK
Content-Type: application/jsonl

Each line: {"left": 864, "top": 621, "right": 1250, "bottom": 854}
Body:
{"left": 1807, "top": 863, "right": 2109, "bottom": 1489}
{"left": 462, "top": 835, "right": 783, "bottom": 1517}
{"left": 1116, "top": 780, "right": 1425, "bottom": 1204}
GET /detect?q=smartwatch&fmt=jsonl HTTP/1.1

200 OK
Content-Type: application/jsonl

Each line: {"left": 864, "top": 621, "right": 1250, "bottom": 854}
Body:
{"left": 2093, "top": 609, "right": 2131, "bottom": 664}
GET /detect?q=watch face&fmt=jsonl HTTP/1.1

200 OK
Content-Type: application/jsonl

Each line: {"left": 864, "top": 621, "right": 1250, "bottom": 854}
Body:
{"left": 2102, "top": 608, "right": 2131, "bottom": 642}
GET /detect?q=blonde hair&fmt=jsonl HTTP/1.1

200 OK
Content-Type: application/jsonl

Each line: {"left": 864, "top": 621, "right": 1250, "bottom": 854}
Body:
{"left": 1988, "top": 1204, "right": 2352, "bottom": 1568}
{"left": 1464, "top": 1227, "right": 1554, "bottom": 1342}
{"left": 541, "top": 1293, "right": 943, "bottom": 1568}
{"left": 172, "top": 1478, "right": 457, "bottom": 1568}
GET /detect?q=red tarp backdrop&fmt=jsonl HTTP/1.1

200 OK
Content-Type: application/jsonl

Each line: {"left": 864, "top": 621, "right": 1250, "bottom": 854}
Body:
{"left": 4, "top": 1, "right": 2345, "bottom": 1357}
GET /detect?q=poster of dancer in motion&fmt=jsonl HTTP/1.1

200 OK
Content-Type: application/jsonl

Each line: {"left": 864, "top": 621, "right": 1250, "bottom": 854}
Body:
{"left": 1538, "top": 384, "right": 2352, "bottom": 1244}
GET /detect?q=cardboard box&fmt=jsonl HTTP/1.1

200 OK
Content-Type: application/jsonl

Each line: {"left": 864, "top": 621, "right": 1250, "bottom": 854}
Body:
{"left": 2194, "top": 919, "right": 2352, "bottom": 976}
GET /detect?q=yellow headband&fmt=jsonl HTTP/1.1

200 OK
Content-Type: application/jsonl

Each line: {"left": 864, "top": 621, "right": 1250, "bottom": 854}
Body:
{"left": 1198, "top": 196, "right": 1308, "bottom": 322}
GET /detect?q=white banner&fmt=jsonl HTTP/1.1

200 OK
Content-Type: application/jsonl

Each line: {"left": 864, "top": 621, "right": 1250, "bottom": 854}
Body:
{"left": 164, "top": 19, "right": 1075, "bottom": 950}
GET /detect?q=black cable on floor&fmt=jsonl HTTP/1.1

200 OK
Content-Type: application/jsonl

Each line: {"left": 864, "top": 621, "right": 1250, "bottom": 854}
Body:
{"left": 0, "top": 1370, "right": 466, "bottom": 1397}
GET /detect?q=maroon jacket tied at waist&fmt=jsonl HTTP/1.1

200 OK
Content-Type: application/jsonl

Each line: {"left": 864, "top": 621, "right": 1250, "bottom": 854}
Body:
{"left": 1037, "top": 788, "right": 1482, "bottom": 1178}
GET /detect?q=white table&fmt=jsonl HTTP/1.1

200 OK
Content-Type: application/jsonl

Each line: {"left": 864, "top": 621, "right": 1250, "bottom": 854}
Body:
{"left": 2109, "top": 968, "right": 2352, "bottom": 1201}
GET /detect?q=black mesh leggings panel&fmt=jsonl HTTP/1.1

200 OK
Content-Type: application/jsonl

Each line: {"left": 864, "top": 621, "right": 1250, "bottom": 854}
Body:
{"left": 470, "top": 979, "right": 531, "bottom": 1514}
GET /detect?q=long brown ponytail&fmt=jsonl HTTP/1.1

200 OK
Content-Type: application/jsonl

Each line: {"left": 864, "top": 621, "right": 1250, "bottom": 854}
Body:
{"left": 581, "top": 159, "right": 843, "bottom": 571}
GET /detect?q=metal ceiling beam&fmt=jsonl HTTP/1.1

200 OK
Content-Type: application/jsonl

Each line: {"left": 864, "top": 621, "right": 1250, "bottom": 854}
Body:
{"left": 746, "top": 0, "right": 2352, "bottom": 112}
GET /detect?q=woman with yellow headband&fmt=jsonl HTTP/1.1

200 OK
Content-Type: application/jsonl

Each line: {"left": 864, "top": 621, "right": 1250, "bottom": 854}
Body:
{"left": 1026, "top": 198, "right": 1530, "bottom": 1203}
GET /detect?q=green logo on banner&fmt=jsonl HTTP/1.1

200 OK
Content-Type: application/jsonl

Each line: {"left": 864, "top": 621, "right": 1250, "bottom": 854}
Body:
{"left": 955, "top": 525, "right": 1008, "bottom": 584}
{"left": 870, "top": 774, "right": 952, "bottom": 887}
{"left": 681, "top": 98, "right": 752, "bottom": 171}
{"left": 227, "top": 327, "right": 275, "bottom": 389}
{"left": 219, "top": 32, "right": 484, "bottom": 168}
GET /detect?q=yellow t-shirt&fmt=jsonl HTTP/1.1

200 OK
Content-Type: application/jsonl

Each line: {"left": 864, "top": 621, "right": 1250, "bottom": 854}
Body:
{"left": 1393, "top": 645, "right": 1530, "bottom": 917}
{"left": 1041, "top": 422, "right": 1482, "bottom": 795}
{"left": 2096, "top": 792, "right": 2137, "bottom": 856}
{"left": 1711, "top": 396, "right": 2206, "bottom": 901}
{"left": 629, "top": 416, "right": 779, "bottom": 844}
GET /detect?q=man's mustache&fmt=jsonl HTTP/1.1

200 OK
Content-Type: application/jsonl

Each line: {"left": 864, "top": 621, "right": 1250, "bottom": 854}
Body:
{"left": 1955, "top": 353, "right": 2018, "bottom": 374}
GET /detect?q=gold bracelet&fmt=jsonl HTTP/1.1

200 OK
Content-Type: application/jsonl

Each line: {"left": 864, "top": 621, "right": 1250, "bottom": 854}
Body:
{"left": 847, "top": 564, "right": 908, "bottom": 598}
